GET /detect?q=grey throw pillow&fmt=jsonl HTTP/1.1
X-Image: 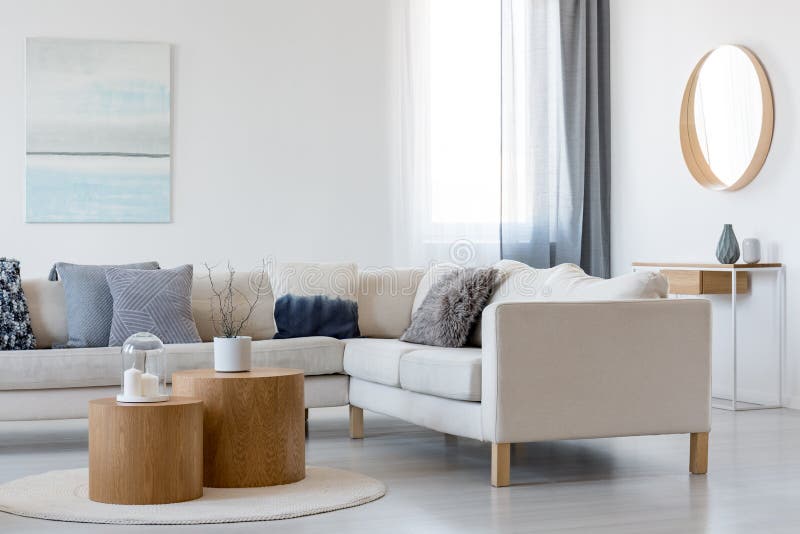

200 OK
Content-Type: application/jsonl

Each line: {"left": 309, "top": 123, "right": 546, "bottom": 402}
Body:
{"left": 49, "top": 261, "right": 160, "bottom": 348}
{"left": 106, "top": 265, "right": 201, "bottom": 346}
{"left": 400, "top": 267, "right": 498, "bottom": 348}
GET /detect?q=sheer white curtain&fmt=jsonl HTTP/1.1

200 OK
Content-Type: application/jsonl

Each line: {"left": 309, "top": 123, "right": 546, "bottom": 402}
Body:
{"left": 391, "top": 0, "right": 501, "bottom": 268}
{"left": 500, "top": 0, "right": 610, "bottom": 276}
{"left": 390, "top": 0, "right": 609, "bottom": 274}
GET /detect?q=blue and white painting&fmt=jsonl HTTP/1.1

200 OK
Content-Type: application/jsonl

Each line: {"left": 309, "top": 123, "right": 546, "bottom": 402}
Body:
{"left": 26, "top": 38, "right": 171, "bottom": 223}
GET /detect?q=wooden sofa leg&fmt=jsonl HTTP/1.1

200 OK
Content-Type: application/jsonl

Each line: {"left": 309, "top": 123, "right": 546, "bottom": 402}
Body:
{"left": 349, "top": 405, "right": 364, "bottom": 439}
{"left": 491, "top": 443, "right": 510, "bottom": 487}
{"left": 690, "top": 432, "right": 709, "bottom": 474}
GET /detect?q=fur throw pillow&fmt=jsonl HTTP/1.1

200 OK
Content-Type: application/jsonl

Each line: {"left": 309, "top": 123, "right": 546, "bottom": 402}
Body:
{"left": 400, "top": 267, "right": 498, "bottom": 348}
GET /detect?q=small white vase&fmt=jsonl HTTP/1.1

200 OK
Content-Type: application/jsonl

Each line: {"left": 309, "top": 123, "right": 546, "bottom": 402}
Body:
{"left": 213, "top": 336, "right": 252, "bottom": 372}
{"left": 742, "top": 238, "right": 761, "bottom": 264}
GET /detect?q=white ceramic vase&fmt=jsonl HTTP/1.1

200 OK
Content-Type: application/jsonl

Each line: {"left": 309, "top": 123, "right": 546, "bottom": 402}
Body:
{"left": 742, "top": 238, "right": 761, "bottom": 264}
{"left": 213, "top": 336, "right": 252, "bottom": 372}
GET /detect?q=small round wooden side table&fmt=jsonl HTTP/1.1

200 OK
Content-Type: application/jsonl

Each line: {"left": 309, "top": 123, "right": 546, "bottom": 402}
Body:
{"left": 88, "top": 397, "right": 203, "bottom": 505}
{"left": 172, "top": 368, "right": 305, "bottom": 488}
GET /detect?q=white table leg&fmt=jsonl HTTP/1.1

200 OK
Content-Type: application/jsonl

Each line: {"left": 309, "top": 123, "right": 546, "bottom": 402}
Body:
{"left": 731, "top": 269, "right": 737, "bottom": 411}
{"left": 778, "top": 268, "right": 785, "bottom": 407}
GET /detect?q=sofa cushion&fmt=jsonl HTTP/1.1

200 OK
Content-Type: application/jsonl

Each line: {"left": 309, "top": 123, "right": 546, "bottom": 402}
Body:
{"left": 542, "top": 263, "right": 668, "bottom": 299}
{"left": 0, "top": 336, "right": 344, "bottom": 391}
{"left": 411, "top": 263, "right": 461, "bottom": 315}
{"left": 168, "top": 337, "right": 345, "bottom": 377}
{"left": 357, "top": 268, "right": 424, "bottom": 338}
{"left": 50, "top": 261, "right": 160, "bottom": 348}
{"left": 399, "top": 347, "right": 482, "bottom": 401}
{"left": 191, "top": 268, "right": 275, "bottom": 342}
{"left": 21, "top": 279, "right": 67, "bottom": 349}
{"left": 273, "top": 262, "right": 358, "bottom": 301}
{"left": 470, "top": 261, "right": 555, "bottom": 346}
{"left": 471, "top": 262, "right": 667, "bottom": 346}
{"left": 343, "top": 338, "right": 421, "bottom": 387}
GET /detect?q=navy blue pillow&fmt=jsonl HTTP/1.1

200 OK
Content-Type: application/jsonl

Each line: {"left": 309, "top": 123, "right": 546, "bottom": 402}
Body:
{"left": 273, "top": 294, "right": 360, "bottom": 339}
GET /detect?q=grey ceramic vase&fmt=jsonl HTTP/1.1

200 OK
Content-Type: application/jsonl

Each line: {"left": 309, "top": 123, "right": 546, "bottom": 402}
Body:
{"left": 716, "top": 224, "right": 740, "bottom": 264}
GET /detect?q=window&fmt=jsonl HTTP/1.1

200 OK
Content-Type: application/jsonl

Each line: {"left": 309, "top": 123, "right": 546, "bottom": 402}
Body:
{"left": 428, "top": 0, "right": 501, "bottom": 234}
{"left": 394, "top": 0, "right": 501, "bottom": 266}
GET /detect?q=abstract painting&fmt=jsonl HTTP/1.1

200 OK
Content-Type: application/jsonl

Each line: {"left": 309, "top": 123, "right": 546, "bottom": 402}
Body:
{"left": 26, "top": 38, "right": 171, "bottom": 223}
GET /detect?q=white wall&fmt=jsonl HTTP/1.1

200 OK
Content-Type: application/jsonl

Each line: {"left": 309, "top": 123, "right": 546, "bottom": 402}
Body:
{"left": 0, "top": 0, "right": 394, "bottom": 277}
{"left": 610, "top": 0, "right": 799, "bottom": 407}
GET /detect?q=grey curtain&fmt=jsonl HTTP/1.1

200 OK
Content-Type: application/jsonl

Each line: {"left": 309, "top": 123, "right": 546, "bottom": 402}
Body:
{"left": 500, "top": 0, "right": 610, "bottom": 277}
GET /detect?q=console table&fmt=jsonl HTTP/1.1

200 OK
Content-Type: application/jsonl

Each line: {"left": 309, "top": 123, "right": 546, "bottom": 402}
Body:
{"left": 632, "top": 262, "right": 785, "bottom": 411}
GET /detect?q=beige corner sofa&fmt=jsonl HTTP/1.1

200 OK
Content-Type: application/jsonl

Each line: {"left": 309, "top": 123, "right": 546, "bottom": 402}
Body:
{"left": 2, "top": 262, "right": 711, "bottom": 487}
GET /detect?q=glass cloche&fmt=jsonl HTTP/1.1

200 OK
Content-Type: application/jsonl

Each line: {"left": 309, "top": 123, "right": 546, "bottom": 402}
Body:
{"left": 117, "top": 332, "right": 169, "bottom": 403}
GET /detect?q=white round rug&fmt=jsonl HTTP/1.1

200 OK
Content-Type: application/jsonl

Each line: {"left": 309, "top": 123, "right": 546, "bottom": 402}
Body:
{"left": 0, "top": 466, "right": 385, "bottom": 525}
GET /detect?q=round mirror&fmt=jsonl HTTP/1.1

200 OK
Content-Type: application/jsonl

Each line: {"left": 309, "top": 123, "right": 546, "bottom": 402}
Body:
{"left": 680, "top": 45, "right": 774, "bottom": 191}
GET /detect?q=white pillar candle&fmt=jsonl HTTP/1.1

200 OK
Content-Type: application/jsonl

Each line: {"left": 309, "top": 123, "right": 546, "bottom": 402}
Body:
{"left": 123, "top": 368, "right": 142, "bottom": 398}
{"left": 140, "top": 373, "right": 159, "bottom": 398}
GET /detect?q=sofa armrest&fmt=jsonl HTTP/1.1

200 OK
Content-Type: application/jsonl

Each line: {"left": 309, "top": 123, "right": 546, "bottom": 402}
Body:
{"left": 480, "top": 299, "right": 711, "bottom": 443}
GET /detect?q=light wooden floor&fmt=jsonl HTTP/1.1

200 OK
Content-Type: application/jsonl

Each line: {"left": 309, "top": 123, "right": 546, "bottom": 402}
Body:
{"left": 2, "top": 406, "right": 800, "bottom": 533}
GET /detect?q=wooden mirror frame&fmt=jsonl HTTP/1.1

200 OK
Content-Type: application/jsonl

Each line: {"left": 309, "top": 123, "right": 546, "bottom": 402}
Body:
{"left": 679, "top": 45, "right": 774, "bottom": 191}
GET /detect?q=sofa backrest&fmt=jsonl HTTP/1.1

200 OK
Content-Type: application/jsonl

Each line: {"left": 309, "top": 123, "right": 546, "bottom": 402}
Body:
{"left": 191, "top": 270, "right": 276, "bottom": 342}
{"left": 542, "top": 263, "right": 668, "bottom": 299}
{"left": 21, "top": 279, "right": 68, "bottom": 349}
{"left": 357, "top": 267, "right": 424, "bottom": 338}
{"left": 21, "top": 266, "right": 425, "bottom": 348}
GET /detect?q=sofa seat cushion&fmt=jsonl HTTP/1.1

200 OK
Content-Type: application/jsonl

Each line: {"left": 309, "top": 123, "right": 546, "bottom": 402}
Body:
{"left": 0, "top": 337, "right": 344, "bottom": 391}
{"left": 343, "top": 338, "right": 422, "bottom": 387}
{"left": 167, "top": 337, "right": 345, "bottom": 377}
{"left": 399, "top": 347, "right": 482, "bottom": 401}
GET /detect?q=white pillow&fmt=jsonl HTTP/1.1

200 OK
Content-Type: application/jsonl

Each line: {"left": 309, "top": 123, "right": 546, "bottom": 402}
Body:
{"left": 543, "top": 264, "right": 668, "bottom": 299}
{"left": 471, "top": 262, "right": 668, "bottom": 346}
{"left": 470, "top": 260, "right": 556, "bottom": 346}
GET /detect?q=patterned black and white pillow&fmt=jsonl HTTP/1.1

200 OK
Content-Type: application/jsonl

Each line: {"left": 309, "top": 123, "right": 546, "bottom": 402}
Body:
{"left": 0, "top": 258, "right": 36, "bottom": 350}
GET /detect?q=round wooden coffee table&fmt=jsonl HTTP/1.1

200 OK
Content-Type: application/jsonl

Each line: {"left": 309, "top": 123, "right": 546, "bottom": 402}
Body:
{"left": 88, "top": 397, "right": 204, "bottom": 505}
{"left": 172, "top": 368, "right": 305, "bottom": 488}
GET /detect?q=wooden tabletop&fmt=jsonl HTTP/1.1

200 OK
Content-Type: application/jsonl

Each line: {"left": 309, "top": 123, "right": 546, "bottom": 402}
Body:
{"left": 172, "top": 368, "right": 304, "bottom": 380}
{"left": 633, "top": 262, "right": 782, "bottom": 269}
{"left": 90, "top": 396, "right": 202, "bottom": 407}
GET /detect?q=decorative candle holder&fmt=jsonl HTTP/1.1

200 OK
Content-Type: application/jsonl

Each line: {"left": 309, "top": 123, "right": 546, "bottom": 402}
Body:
{"left": 742, "top": 238, "right": 761, "bottom": 264}
{"left": 117, "top": 332, "right": 169, "bottom": 403}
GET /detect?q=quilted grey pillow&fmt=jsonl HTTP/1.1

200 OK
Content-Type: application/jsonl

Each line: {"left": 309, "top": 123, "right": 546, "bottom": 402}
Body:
{"left": 400, "top": 267, "right": 498, "bottom": 348}
{"left": 49, "top": 261, "right": 160, "bottom": 348}
{"left": 106, "top": 265, "right": 201, "bottom": 346}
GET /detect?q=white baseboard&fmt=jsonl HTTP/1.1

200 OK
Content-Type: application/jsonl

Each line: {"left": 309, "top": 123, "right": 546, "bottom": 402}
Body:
{"left": 785, "top": 396, "right": 800, "bottom": 410}
{"left": 712, "top": 386, "right": 779, "bottom": 406}
{"left": 712, "top": 386, "right": 800, "bottom": 410}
